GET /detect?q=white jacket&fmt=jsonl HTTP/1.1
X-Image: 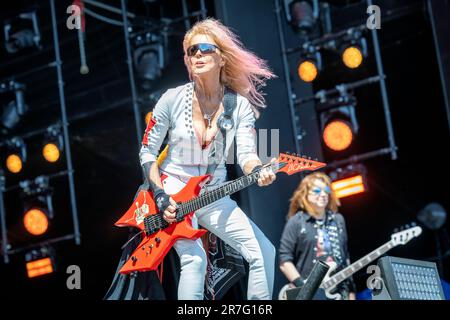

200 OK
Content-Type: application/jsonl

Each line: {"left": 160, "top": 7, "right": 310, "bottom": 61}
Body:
{"left": 140, "top": 82, "right": 260, "bottom": 185}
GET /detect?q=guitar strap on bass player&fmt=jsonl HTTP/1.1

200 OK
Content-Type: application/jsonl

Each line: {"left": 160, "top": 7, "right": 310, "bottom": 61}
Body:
{"left": 205, "top": 87, "right": 237, "bottom": 177}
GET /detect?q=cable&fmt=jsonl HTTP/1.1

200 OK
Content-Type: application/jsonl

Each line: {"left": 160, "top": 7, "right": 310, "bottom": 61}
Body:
{"left": 83, "top": 0, "right": 136, "bottom": 18}
{"left": 84, "top": 8, "right": 123, "bottom": 27}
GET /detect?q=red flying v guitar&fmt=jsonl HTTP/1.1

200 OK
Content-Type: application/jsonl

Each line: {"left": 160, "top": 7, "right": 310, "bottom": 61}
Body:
{"left": 115, "top": 153, "right": 326, "bottom": 274}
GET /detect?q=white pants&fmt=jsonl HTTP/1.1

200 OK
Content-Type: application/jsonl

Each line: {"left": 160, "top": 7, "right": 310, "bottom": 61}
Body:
{"left": 163, "top": 174, "right": 276, "bottom": 300}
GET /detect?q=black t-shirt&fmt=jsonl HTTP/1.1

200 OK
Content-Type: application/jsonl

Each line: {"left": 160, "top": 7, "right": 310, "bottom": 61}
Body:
{"left": 278, "top": 210, "right": 356, "bottom": 298}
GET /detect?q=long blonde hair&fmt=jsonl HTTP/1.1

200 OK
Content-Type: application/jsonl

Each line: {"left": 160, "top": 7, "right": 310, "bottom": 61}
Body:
{"left": 183, "top": 18, "right": 275, "bottom": 116}
{"left": 288, "top": 172, "right": 340, "bottom": 219}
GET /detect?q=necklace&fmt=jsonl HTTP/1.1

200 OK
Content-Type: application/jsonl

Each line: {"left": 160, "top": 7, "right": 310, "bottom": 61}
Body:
{"left": 201, "top": 109, "right": 219, "bottom": 128}
{"left": 314, "top": 214, "right": 326, "bottom": 228}
{"left": 196, "top": 85, "right": 224, "bottom": 128}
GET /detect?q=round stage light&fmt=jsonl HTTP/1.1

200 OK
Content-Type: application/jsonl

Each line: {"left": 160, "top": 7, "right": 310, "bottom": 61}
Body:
{"left": 342, "top": 46, "right": 363, "bottom": 69}
{"left": 6, "top": 153, "right": 23, "bottom": 173}
{"left": 323, "top": 120, "right": 354, "bottom": 151}
{"left": 43, "top": 143, "right": 60, "bottom": 163}
{"left": 298, "top": 60, "right": 318, "bottom": 82}
{"left": 23, "top": 209, "right": 49, "bottom": 236}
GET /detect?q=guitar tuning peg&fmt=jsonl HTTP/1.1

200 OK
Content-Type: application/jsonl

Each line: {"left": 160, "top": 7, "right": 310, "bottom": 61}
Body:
{"left": 405, "top": 224, "right": 410, "bottom": 229}
{"left": 286, "top": 151, "right": 290, "bottom": 155}
{"left": 393, "top": 228, "right": 399, "bottom": 233}
{"left": 411, "top": 222, "right": 417, "bottom": 227}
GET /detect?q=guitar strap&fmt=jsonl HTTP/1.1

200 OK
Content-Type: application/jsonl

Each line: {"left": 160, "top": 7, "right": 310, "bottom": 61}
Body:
{"left": 205, "top": 87, "right": 237, "bottom": 177}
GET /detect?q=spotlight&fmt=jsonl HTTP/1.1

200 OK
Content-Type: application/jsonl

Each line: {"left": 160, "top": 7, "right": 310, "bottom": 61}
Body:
{"left": 284, "top": 0, "right": 319, "bottom": 35}
{"left": 1, "top": 82, "right": 28, "bottom": 132}
{"left": 132, "top": 33, "right": 164, "bottom": 88}
{"left": 23, "top": 208, "right": 49, "bottom": 236}
{"left": 6, "top": 154, "right": 23, "bottom": 174}
{"left": 25, "top": 246, "right": 55, "bottom": 278}
{"left": 42, "top": 143, "right": 60, "bottom": 163}
{"left": 417, "top": 203, "right": 447, "bottom": 231}
{"left": 339, "top": 30, "right": 367, "bottom": 69}
{"left": 374, "top": 256, "right": 445, "bottom": 300}
{"left": 42, "top": 125, "right": 63, "bottom": 163}
{"left": 2, "top": 101, "right": 22, "bottom": 130}
{"left": 20, "top": 176, "right": 54, "bottom": 221}
{"left": 5, "top": 137, "right": 26, "bottom": 174}
{"left": 298, "top": 60, "right": 318, "bottom": 82}
{"left": 342, "top": 46, "right": 363, "bottom": 69}
{"left": 318, "top": 93, "right": 358, "bottom": 152}
{"left": 323, "top": 119, "right": 353, "bottom": 151}
{"left": 298, "top": 44, "right": 322, "bottom": 82}
{"left": 329, "top": 164, "right": 366, "bottom": 199}
{"left": 3, "top": 10, "right": 41, "bottom": 54}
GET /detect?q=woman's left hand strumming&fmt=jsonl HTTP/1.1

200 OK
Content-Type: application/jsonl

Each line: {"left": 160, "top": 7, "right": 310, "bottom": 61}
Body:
{"left": 256, "top": 158, "right": 277, "bottom": 187}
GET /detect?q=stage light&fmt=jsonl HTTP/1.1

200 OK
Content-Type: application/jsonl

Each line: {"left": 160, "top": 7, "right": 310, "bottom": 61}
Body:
{"left": 298, "top": 45, "right": 322, "bottom": 82}
{"left": 329, "top": 164, "right": 366, "bottom": 199}
{"left": 25, "top": 247, "right": 55, "bottom": 278}
{"left": 6, "top": 154, "right": 22, "bottom": 174}
{"left": 318, "top": 93, "right": 358, "bottom": 152}
{"left": 342, "top": 46, "right": 363, "bottom": 69}
{"left": 43, "top": 143, "right": 60, "bottom": 163}
{"left": 23, "top": 208, "right": 48, "bottom": 236}
{"left": 298, "top": 60, "right": 318, "bottom": 82}
{"left": 417, "top": 203, "right": 447, "bottom": 230}
{"left": 26, "top": 257, "right": 53, "bottom": 278}
{"left": 1, "top": 82, "right": 28, "bottom": 132}
{"left": 338, "top": 30, "right": 367, "bottom": 69}
{"left": 323, "top": 119, "right": 353, "bottom": 151}
{"left": 3, "top": 10, "right": 41, "bottom": 54}
{"left": 145, "top": 111, "right": 153, "bottom": 125}
{"left": 20, "top": 176, "right": 54, "bottom": 221}
{"left": 284, "top": 0, "right": 319, "bottom": 35}
{"left": 331, "top": 174, "right": 365, "bottom": 198}
{"left": 132, "top": 33, "right": 164, "bottom": 89}
{"left": 373, "top": 256, "right": 445, "bottom": 300}
{"left": 2, "top": 101, "right": 21, "bottom": 130}
{"left": 5, "top": 137, "right": 26, "bottom": 174}
{"left": 42, "top": 125, "right": 63, "bottom": 163}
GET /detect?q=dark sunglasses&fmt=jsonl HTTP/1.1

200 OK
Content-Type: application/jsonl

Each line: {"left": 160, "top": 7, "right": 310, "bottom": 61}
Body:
{"left": 186, "top": 43, "right": 219, "bottom": 57}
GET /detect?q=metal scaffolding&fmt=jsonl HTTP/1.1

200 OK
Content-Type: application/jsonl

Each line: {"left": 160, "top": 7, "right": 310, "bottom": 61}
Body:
{"left": 273, "top": 0, "right": 398, "bottom": 170}
{"left": 0, "top": 0, "right": 81, "bottom": 264}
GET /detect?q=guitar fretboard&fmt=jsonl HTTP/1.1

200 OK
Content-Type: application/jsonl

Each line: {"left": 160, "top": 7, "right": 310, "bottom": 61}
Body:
{"left": 176, "top": 169, "right": 264, "bottom": 218}
{"left": 321, "top": 240, "right": 395, "bottom": 290}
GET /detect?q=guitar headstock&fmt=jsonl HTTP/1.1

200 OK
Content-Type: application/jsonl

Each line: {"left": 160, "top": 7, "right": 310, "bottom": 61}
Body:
{"left": 274, "top": 152, "right": 326, "bottom": 175}
{"left": 391, "top": 224, "right": 423, "bottom": 246}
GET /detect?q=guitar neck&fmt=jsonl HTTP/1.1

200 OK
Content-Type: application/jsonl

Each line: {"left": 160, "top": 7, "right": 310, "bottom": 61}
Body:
{"left": 321, "top": 240, "right": 396, "bottom": 290}
{"left": 176, "top": 168, "right": 264, "bottom": 218}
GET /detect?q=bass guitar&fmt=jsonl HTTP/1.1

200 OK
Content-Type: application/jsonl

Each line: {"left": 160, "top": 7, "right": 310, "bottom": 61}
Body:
{"left": 278, "top": 225, "right": 423, "bottom": 300}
